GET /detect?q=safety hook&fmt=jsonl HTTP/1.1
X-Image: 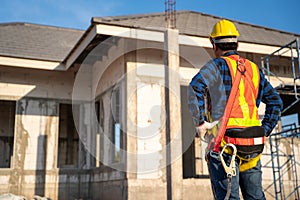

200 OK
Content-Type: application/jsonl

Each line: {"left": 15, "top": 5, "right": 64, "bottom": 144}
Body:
{"left": 220, "top": 143, "right": 237, "bottom": 177}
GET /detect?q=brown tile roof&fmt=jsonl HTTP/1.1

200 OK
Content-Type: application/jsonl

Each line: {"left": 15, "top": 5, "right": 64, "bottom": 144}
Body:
{"left": 0, "top": 22, "right": 83, "bottom": 62}
{"left": 1, "top": 11, "right": 299, "bottom": 64}
{"left": 93, "top": 10, "right": 300, "bottom": 47}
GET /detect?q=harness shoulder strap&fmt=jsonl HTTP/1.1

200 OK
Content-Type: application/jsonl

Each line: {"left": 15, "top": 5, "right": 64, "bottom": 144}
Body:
{"left": 212, "top": 56, "right": 246, "bottom": 152}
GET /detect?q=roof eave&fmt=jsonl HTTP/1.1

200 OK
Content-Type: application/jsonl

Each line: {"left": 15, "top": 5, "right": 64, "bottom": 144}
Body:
{"left": 63, "top": 23, "right": 97, "bottom": 68}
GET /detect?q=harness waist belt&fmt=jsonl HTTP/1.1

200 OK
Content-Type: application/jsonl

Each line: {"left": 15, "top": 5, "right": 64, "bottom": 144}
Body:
{"left": 224, "top": 136, "right": 264, "bottom": 146}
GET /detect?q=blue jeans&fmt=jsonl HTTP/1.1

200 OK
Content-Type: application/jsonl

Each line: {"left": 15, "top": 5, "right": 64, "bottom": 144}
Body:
{"left": 207, "top": 151, "right": 266, "bottom": 200}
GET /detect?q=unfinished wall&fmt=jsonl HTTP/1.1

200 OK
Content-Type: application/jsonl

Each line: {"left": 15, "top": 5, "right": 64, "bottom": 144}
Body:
{"left": 0, "top": 64, "right": 101, "bottom": 199}
{"left": 93, "top": 47, "right": 127, "bottom": 166}
{"left": 0, "top": 65, "right": 73, "bottom": 198}
{"left": 1, "top": 98, "right": 59, "bottom": 198}
{"left": 125, "top": 42, "right": 211, "bottom": 199}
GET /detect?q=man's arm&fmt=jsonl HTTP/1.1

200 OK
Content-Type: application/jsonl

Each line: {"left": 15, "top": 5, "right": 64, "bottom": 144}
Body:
{"left": 259, "top": 70, "right": 283, "bottom": 136}
{"left": 188, "top": 60, "right": 221, "bottom": 126}
{"left": 188, "top": 72, "right": 207, "bottom": 126}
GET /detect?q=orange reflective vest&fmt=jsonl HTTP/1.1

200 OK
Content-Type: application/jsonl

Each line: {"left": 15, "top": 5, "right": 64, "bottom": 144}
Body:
{"left": 223, "top": 55, "right": 261, "bottom": 128}
{"left": 217, "top": 55, "right": 265, "bottom": 172}
{"left": 219, "top": 55, "right": 265, "bottom": 153}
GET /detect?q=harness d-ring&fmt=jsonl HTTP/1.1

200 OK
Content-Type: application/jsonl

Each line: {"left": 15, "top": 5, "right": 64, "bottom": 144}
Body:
{"left": 237, "top": 58, "right": 246, "bottom": 75}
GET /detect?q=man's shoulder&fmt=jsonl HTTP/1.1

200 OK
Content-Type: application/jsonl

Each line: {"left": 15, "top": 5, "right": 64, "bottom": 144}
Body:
{"left": 213, "top": 57, "right": 226, "bottom": 63}
{"left": 207, "top": 57, "right": 227, "bottom": 69}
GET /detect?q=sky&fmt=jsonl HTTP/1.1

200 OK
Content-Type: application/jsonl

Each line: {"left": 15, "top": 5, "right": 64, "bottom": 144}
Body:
{"left": 1, "top": 0, "right": 300, "bottom": 34}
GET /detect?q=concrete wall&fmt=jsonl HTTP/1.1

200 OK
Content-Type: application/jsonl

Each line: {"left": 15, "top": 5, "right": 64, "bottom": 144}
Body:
{"left": 0, "top": 65, "right": 72, "bottom": 198}
{"left": 0, "top": 61, "right": 129, "bottom": 199}
{"left": 0, "top": 98, "right": 59, "bottom": 198}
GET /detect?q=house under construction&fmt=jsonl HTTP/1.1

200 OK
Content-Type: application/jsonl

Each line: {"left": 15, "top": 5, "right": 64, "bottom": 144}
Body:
{"left": 0, "top": 11, "right": 299, "bottom": 200}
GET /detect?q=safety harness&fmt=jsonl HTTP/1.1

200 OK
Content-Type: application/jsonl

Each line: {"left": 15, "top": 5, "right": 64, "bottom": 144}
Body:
{"left": 209, "top": 55, "right": 265, "bottom": 155}
{"left": 208, "top": 55, "right": 265, "bottom": 200}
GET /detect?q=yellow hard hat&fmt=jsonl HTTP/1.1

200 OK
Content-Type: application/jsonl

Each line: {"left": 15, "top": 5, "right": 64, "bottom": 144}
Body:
{"left": 210, "top": 19, "right": 240, "bottom": 39}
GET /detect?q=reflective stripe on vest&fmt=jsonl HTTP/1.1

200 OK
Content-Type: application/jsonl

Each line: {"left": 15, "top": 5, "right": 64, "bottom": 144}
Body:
{"left": 222, "top": 55, "right": 261, "bottom": 128}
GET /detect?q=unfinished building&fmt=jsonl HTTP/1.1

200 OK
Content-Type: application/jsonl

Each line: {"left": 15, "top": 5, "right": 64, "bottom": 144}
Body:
{"left": 0, "top": 11, "right": 299, "bottom": 199}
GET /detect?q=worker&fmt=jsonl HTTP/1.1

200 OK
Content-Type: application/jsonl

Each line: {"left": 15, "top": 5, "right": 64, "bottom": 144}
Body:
{"left": 188, "top": 19, "right": 283, "bottom": 200}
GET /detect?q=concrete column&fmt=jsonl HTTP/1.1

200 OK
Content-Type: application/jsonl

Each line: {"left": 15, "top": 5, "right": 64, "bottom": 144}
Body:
{"left": 125, "top": 51, "right": 138, "bottom": 178}
{"left": 164, "top": 29, "right": 183, "bottom": 200}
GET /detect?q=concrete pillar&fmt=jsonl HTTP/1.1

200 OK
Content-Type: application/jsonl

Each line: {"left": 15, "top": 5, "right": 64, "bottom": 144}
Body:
{"left": 125, "top": 49, "right": 138, "bottom": 178}
{"left": 164, "top": 29, "right": 183, "bottom": 200}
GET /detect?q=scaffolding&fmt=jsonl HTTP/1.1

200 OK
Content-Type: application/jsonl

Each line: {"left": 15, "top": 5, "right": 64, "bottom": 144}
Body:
{"left": 261, "top": 39, "right": 300, "bottom": 199}
{"left": 261, "top": 39, "right": 300, "bottom": 114}
{"left": 263, "top": 125, "right": 300, "bottom": 200}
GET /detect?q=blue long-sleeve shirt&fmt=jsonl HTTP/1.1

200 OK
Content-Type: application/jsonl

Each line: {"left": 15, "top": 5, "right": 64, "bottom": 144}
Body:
{"left": 188, "top": 51, "right": 283, "bottom": 136}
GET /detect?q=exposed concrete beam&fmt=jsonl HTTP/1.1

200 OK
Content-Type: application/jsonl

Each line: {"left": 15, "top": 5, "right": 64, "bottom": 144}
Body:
{"left": 0, "top": 56, "right": 64, "bottom": 71}
{"left": 64, "top": 23, "right": 298, "bottom": 70}
{"left": 95, "top": 24, "right": 298, "bottom": 57}
{"left": 95, "top": 24, "right": 164, "bottom": 43}
{"left": 0, "top": 83, "right": 36, "bottom": 100}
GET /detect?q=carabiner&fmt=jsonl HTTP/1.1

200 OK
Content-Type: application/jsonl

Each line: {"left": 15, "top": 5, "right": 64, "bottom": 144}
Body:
{"left": 220, "top": 143, "right": 237, "bottom": 177}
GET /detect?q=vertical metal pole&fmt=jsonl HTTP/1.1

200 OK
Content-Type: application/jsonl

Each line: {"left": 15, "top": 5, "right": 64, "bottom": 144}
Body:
{"left": 165, "top": 0, "right": 176, "bottom": 29}
{"left": 270, "top": 136, "right": 279, "bottom": 200}
{"left": 261, "top": 58, "right": 265, "bottom": 74}
{"left": 275, "top": 136, "right": 284, "bottom": 200}
{"left": 291, "top": 135, "right": 300, "bottom": 199}
{"left": 290, "top": 44, "right": 298, "bottom": 100}
{"left": 165, "top": 0, "right": 169, "bottom": 28}
{"left": 295, "top": 38, "right": 300, "bottom": 100}
{"left": 266, "top": 57, "right": 270, "bottom": 81}
{"left": 296, "top": 38, "right": 300, "bottom": 78}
